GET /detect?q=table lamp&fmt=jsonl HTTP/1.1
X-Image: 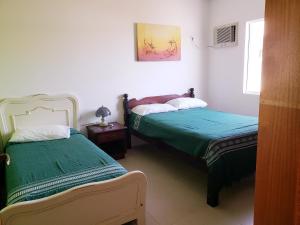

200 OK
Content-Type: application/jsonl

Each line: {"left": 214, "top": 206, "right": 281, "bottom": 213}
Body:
{"left": 96, "top": 106, "right": 111, "bottom": 127}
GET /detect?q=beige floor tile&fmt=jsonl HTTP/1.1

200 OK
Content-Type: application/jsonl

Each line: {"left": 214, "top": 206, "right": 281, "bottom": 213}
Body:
{"left": 145, "top": 212, "right": 161, "bottom": 225}
{"left": 125, "top": 212, "right": 160, "bottom": 225}
{"left": 119, "top": 144, "right": 254, "bottom": 225}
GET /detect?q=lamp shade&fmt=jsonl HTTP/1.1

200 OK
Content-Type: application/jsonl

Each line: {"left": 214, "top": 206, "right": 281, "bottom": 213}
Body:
{"left": 95, "top": 106, "right": 111, "bottom": 118}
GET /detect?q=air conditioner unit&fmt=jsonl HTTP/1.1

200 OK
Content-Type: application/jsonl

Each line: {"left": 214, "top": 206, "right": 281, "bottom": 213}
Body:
{"left": 214, "top": 22, "right": 238, "bottom": 48}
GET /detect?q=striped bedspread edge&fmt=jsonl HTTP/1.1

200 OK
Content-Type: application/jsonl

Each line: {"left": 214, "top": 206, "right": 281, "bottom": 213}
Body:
{"left": 7, "top": 164, "right": 127, "bottom": 205}
{"left": 203, "top": 132, "right": 258, "bottom": 167}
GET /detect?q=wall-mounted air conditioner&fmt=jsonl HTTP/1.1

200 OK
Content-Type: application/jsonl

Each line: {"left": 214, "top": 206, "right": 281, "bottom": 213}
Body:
{"left": 214, "top": 22, "right": 238, "bottom": 48}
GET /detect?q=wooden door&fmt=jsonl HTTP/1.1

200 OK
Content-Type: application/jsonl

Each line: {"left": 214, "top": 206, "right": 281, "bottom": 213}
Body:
{"left": 254, "top": 0, "right": 300, "bottom": 225}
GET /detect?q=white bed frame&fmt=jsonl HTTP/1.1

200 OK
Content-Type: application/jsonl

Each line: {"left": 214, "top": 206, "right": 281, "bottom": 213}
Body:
{"left": 0, "top": 94, "right": 146, "bottom": 225}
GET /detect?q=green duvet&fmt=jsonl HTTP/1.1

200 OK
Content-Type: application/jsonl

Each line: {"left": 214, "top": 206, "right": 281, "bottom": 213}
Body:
{"left": 130, "top": 107, "right": 258, "bottom": 164}
{"left": 5, "top": 129, "right": 127, "bottom": 205}
{"left": 130, "top": 107, "right": 258, "bottom": 204}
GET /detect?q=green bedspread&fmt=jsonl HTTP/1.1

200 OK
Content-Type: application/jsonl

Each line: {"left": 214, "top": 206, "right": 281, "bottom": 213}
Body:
{"left": 130, "top": 107, "right": 258, "bottom": 206}
{"left": 5, "top": 129, "right": 127, "bottom": 205}
{"left": 130, "top": 107, "right": 258, "bottom": 164}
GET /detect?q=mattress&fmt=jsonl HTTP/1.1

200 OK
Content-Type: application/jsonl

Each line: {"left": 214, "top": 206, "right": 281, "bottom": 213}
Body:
{"left": 5, "top": 129, "right": 127, "bottom": 205}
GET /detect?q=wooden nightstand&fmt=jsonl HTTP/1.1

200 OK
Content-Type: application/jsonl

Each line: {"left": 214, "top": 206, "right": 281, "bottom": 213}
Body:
{"left": 87, "top": 122, "right": 127, "bottom": 160}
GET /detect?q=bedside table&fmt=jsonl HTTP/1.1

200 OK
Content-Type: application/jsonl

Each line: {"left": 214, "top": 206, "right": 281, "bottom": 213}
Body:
{"left": 87, "top": 122, "right": 127, "bottom": 160}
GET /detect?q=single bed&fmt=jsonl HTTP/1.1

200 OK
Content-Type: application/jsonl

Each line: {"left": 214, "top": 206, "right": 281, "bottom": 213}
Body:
{"left": 123, "top": 88, "right": 257, "bottom": 207}
{"left": 0, "top": 94, "right": 146, "bottom": 225}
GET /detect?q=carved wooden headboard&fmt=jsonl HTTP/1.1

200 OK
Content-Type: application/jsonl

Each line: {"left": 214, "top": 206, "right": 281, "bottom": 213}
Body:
{"left": 0, "top": 94, "right": 79, "bottom": 152}
{"left": 122, "top": 88, "right": 195, "bottom": 148}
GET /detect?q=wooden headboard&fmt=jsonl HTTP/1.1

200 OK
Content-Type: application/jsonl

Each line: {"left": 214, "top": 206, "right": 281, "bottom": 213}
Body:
{"left": 122, "top": 88, "right": 195, "bottom": 148}
{"left": 0, "top": 94, "right": 79, "bottom": 152}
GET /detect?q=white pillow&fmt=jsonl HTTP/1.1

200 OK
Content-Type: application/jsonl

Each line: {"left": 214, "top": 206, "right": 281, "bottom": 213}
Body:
{"left": 9, "top": 125, "right": 71, "bottom": 143}
{"left": 131, "top": 103, "right": 178, "bottom": 116}
{"left": 166, "top": 97, "right": 208, "bottom": 109}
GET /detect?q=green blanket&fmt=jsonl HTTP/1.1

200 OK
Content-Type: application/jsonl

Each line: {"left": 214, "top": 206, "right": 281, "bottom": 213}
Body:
{"left": 130, "top": 107, "right": 258, "bottom": 205}
{"left": 5, "top": 129, "right": 127, "bottom": 205}
{"left": 130, "top": 107, "right": 258, "bottom": 163}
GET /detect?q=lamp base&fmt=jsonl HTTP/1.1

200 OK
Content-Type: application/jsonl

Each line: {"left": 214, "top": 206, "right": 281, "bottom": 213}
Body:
{"left": 99, "top": 116, "right": 109, "bottom": 127}
{"left": 99, "top": 121, "right": 109, "bottom": 127}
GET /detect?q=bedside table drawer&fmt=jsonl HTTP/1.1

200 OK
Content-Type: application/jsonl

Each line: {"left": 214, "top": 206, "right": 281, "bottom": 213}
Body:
{"left": 96, "top": 130, "right": 126, "bottom": 144}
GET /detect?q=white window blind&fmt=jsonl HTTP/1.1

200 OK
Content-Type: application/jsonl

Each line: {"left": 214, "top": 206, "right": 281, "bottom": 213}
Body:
{"left": 243, "top": 19, "right": 264, "bottom": 95}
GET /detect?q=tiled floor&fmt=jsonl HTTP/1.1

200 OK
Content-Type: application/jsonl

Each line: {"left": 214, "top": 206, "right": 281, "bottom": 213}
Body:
{"left": 119, "top": 144, "right": 254, "bottom": 225}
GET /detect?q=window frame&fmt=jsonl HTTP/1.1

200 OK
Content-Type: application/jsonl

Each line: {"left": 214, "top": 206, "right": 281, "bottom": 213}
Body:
{"left": 243, "top": 18, "right": 264, "bottom": 95}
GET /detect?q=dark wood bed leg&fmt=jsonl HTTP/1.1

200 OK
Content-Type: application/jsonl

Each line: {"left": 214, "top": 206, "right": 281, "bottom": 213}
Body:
{"left": 206, "top": 168, "right": 222, "bottom": 207}
{"left": 123, "top": 94, "right": 132, "bottom": 149}
{"left": 207, "top": 192, "right": 219, "bottom": 207}
{"left": 189, "top": 88, "right": 195, "bottom": 98}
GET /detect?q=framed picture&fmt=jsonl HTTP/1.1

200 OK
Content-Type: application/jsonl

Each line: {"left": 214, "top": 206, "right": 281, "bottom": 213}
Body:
{"left": 136, "top": 23, "right": 181, "bottom": 61}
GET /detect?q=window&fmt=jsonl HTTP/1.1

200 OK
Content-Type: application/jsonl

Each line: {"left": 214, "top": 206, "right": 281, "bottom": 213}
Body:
{"left": 243, "top": 19, "right": 264, "bottom": 95}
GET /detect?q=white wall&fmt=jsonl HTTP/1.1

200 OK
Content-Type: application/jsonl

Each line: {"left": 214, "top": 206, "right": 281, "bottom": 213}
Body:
{"left": 0, "top": 0, "right": 209, "bottom": 128}
{"left": 207, "top": 0, "right": 265, "bottom": 116}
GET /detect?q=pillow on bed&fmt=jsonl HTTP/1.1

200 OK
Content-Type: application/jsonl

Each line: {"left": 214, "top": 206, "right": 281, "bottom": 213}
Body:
{"left": 131, "top": 103, "right": 178, "bottom": 116}
{"left": 9, "top": 125, "right": 71, "bottom": 143}
{"left": 166, "top": 97, "right": 208, "bottom": 109}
